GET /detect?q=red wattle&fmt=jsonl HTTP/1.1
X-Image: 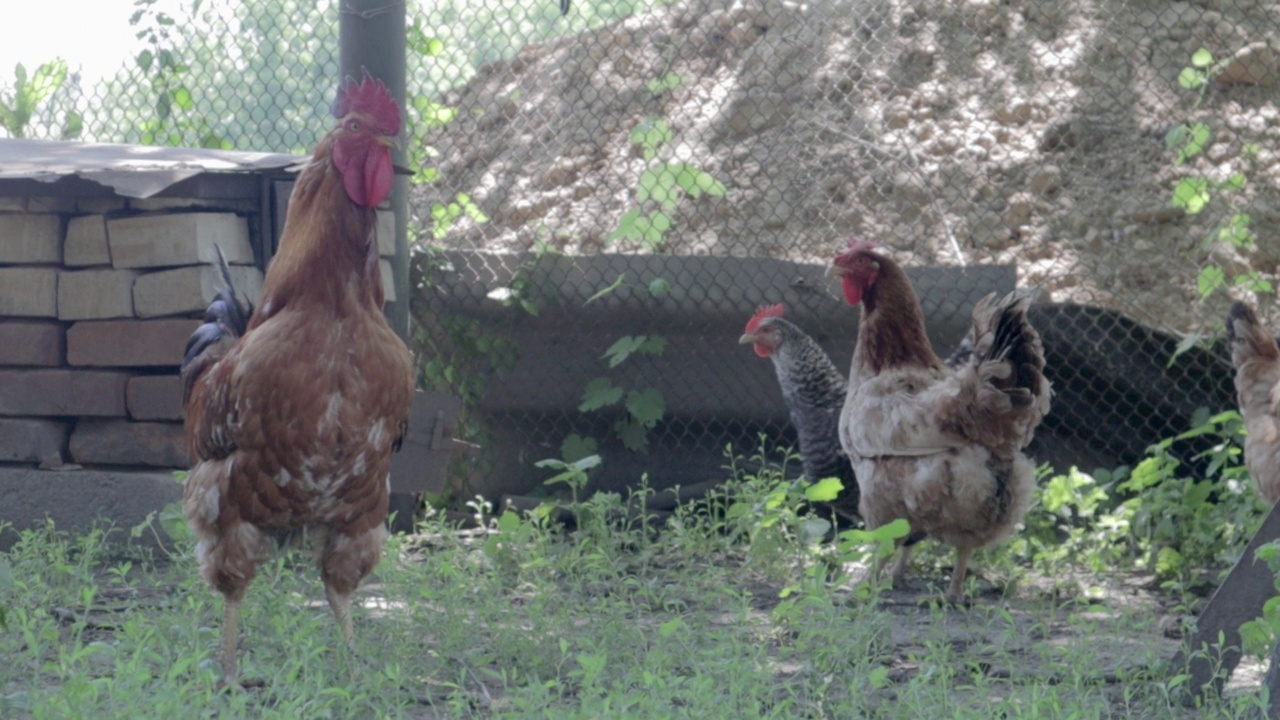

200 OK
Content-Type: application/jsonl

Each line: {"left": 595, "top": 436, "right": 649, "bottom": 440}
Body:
{"left": 840, "top": 276, "right": 864, "bottom": 306}
{"left": 362, "top": 147, "right": 394, "bottom": 207}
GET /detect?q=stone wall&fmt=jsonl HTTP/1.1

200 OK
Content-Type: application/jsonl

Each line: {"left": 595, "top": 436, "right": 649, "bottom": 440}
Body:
{"left": 0, "top": 192, "right": 396, "bottom": 471}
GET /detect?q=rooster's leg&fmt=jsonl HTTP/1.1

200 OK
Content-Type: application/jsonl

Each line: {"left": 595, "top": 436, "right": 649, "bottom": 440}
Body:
{"left": 946, "top": 547, "right": 973, "bottom": 604}
{"left": 218, "top": 595, "right": 243, "bottom": 686}
{"left": 325, "top": 585, "right": 357, "bottom": 650}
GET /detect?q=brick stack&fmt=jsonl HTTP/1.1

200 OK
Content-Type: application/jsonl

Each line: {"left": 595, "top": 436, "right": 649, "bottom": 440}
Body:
{"left": 0, "top": 207, "right": 264, "bottom": 469}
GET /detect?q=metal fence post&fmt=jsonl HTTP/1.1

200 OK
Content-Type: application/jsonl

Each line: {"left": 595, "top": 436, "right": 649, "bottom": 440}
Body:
{"left": 339, "top": 0, "right": 409, "bottom": 342}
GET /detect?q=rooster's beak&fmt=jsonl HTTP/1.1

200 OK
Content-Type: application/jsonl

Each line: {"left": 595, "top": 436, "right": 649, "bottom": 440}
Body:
{"left": 825, "top": 265, "right": 848, "bottom": 278}
{"left": 378, "top": 135, "right": 402, "bottom": 150}
{"left": 738, "top": 333, "right": 756, "bottom": 345}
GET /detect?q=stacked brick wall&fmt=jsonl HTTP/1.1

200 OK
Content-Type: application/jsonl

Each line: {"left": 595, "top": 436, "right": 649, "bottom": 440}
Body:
{"left": 0, "top": 189, "right": 397, "bottom": 471}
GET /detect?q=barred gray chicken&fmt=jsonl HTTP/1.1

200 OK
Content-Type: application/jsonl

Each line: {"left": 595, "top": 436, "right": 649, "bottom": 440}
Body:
{"left": 740, "top": 304, "right": 859, "bottom": 520}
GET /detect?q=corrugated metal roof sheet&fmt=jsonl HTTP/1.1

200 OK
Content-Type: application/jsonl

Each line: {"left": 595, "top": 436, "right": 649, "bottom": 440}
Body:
{"left": 0, "top": 138, "right": 305, "bottom": 198}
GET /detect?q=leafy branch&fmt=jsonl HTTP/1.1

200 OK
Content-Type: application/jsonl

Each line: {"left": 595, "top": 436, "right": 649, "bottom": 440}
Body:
{"left": 0, "top": 59, "right": 80, "bottom": 140}
{"left": 608, "top": 118, "right": 727, "bottom": 252}
{"left": 1166, "top": 48, "right": 1272, "bottom": 364}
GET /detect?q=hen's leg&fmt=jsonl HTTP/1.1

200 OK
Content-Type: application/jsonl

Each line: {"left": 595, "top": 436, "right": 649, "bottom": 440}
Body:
{"left": 946, "top": 547, "right": 973, "bottom": 604}
{"left": 890, "top": 545, "right": 912, "bottom": 586}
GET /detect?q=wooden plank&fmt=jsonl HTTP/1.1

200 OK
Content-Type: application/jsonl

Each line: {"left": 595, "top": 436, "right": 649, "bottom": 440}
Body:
{"left": 1173, "top": 499, "right": 1280, "bottom": 705}
{"left": 388, "top": 390, "right": 470, "bottom": 494}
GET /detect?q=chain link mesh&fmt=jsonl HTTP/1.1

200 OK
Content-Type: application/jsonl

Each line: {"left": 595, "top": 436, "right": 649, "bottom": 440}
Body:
{"left": 11, "top": 0, "right": 1279, "bottom": 494}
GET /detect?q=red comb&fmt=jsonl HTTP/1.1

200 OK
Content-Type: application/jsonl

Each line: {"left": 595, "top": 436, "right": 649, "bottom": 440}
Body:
{"left": 745, "top": 303, "right": 784, "bottom": 332}
{"left": 845, "top": 236, "right": 880, "bottom": 253}
{"left": 333, "top": 70, "right": 401, "bottom": 135}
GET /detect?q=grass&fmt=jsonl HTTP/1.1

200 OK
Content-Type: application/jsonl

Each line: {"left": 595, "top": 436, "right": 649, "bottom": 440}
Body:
{"left": 0, "top": 462, "right": 1272, "bottom": 719}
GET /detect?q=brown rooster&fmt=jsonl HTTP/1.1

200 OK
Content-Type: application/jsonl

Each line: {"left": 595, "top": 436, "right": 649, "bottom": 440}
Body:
{"left": 827, "top": 238, "right": 1050, "bottom": 603}
{"left": 180, "top": 72, "right": 415, "bottom": 685}
{"left": 1226, "top": 301, "right": 1280, "bottom": 505}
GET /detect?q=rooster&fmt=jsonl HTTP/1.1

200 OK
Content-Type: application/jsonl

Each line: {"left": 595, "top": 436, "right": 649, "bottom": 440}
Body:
{"left": 739, "top": 304, "right": 861, "bottom": 521}
{"left": 1226, "top": 301, "right": 1280, "bottom": 504}
{"left": 827, "top": 238, "right": 1049, "bottom": 603}
{"left": 181, "top": 72, "right": 416, "bottom": 685}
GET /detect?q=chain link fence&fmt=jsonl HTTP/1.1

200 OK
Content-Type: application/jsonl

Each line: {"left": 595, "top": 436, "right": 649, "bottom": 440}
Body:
{"left": 9, "top": 0, "right": 1280, "bottom": 496}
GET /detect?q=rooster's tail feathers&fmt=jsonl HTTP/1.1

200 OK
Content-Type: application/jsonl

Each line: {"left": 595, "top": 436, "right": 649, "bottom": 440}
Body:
{"left": 180, "top": 246, "right": 254, "bottom": 404}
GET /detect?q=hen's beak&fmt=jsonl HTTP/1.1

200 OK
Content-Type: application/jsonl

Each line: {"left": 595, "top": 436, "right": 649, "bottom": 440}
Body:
{"left": 738, "top": 333, "right": 756, "bottom": 345}
{"left": 825, "top": 265, "right": 848, "bottom": 277}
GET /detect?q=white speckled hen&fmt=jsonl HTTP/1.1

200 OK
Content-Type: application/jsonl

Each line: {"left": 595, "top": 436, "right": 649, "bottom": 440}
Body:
{"left": 828, "top": 238, "right": 1050, "bottom": 604}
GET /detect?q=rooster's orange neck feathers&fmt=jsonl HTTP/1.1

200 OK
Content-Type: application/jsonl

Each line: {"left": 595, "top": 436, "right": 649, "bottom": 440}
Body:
{"left": 248, "top": 139, "right": 383, "bottom": 329}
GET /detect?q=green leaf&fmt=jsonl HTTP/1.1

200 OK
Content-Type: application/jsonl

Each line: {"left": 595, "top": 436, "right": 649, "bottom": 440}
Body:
{"left": 799, "top": 517, "right": 831, "bottom": 544}
{"left": 625, "top": 388, "right": 665, "bottom": 427}
{"left": 1173, "top": 123, "right": 1211, "bottom": 164}
{"left": 648, "top": 278, "right": 671, "bottom": 297}
{"left": 1234, "top": 272, "right": 1273, "bottom": 293}
{"left": 637, "top": 335, "right": 666, "bottom": 356}
{"left": 496, "top": 510, "right": 522, "bottom": 534}
{"left": 1156, "top": 546, "right": 1184, "bottom": 576}
{"left": 1196, "top": 266, "right": 1225, "bottom": 297}
{"left": 1166, "top": 333, "right": 1205, "bottom": 368}
{"left": 608, "top": 208, "right": 644, "bottom": 243}
{"left": 646, "top": 72, "right": 687, "bottom": 95}
{"left": 584, "top": 273, "right": 626, "bottom": 306}
{"left": 1218, "top": 213, "right": 1253, "bottom": 247}
{"left": 1222, "top": 173, "right": 1247, "bottom": 192}
{"left": 603, "top": 335, "right": 647, "bottom": 367}
{"left": 630, "top": 118, "right": 672, "bottom": 160}
{"left": 670, "top": 162, "right": 727, "bottom": 198}
{"left": 805, "top": 477, "right": 844, "bottom": 503}
{"left": 579, "top": 377, "right": 623, "bottom": 411}
{"left": 637, "top": 167, "right": 679, "bottom": 207}
{"left": 560, "top": 433, "right": 599, "bottom": 464}
{"left": 172, "top": 86, "right": 193, "bottom": 111}
{"left": 1191, "top": 48, "right": 1214, "bottom": 68}
{"left": 613, "top": 418, "right": 649, "bottom": 452}
{"left": 0, "top": 555, "right": 13, "bottom": 591}
{"left": 22, "top": 59, "right": 68, "bottom": 109}
{"left": 57, "top": 110, "right": 82, "bottom": 140}
{"left": 1177, "top": 67, "right": 1206, "bottom": 90}
{"left": 1171, "top": 177, "right": 1210, "bottom": 214}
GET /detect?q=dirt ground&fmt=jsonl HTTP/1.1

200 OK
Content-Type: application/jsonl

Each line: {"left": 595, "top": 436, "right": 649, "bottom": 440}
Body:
{"left": 415, "top": 0, "right": 1280, "bottom": 336}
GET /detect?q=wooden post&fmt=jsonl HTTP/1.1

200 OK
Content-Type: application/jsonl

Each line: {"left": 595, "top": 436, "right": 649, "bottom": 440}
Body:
{"left": 1172, "top": 499, "right": 1280, "bottom": 707}
{"left": 339, "top": 0, "right": 409, "bottom": 342}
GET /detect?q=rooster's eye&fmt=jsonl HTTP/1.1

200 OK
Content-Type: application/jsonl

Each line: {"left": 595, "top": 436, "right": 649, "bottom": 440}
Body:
{"left": 347, "top": 120, "right": 361, "bottom": 133}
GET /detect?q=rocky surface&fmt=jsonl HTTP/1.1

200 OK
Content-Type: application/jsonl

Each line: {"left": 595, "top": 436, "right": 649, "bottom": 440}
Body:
{"left": 414, "top": 0, "right": 1280, "bottom": 335}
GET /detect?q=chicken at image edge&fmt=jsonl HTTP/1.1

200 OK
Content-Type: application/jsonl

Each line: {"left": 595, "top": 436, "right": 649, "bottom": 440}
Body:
{"left": 1226, "top": 301, "right": 1280, "bottom": 505}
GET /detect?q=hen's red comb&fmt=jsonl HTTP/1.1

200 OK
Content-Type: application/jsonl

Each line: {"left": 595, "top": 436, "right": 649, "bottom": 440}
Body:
{"left": 745, "top": 303, "right": 784, "bottom": 332}
{"left": 845, "top": 236, "right": 880, "bottom": 253}
{"left": 333, "top": 70, "right": 401, "bottom": 135}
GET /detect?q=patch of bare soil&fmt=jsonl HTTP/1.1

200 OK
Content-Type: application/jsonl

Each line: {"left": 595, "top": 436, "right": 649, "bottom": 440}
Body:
{"left": 416, "top": 0, "right": 1280, "bottom": 335}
